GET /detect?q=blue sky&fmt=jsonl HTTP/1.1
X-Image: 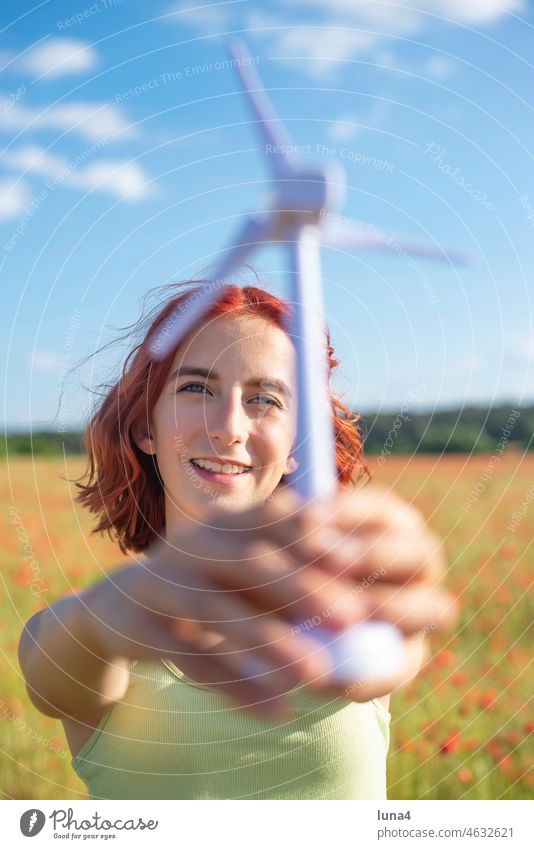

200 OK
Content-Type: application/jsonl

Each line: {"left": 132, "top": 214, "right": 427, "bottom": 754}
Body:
{"left": 1, "top": 0, "right": 533, "bottom": 429}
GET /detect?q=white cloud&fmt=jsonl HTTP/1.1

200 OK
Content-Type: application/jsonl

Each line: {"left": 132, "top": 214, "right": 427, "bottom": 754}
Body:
{"left": 431, "top": 0, "right": 525, "bottom": 24}
{"left": 374, "top": 49, "right": 397, "bottom": 67}
{"left": 2, "top": 144, "right": 154, "bottom": 202}
{"left": 218, "top": 0, "right": 526, "bottom": 78}
{"left": 509, "top": 332, "right": 534, "bottom": 364}
{"left": 245, "top": 14, "right": 379, "bottom": 76}
{"left": 454, "top": 353, "right": 486, "bottom": 375}
{"left": 274, "top": 25, "right": 378, "bottom": 77}
{"left": 18, "top": 38, "right": 99, "bottom": 80}
{"left": 69, "top": 161, "right": 155, "bottom": 200}
{"left": 0, "top": 179, "right": 30, "bottom": 219}
{"left": 245, "top": 10, "right": 381, "bottom": 74}
{"left": 1, "top": 99, "right": 136, "bottom": 142}
{"left": 168, "top": 1, "right": 233, "bottom": 33}
{"left": 327, "top": 100, "right": 392, "bottom": 141}
{"left": 36, "top": 102, "right": 135, "bottom": 141}
{"left": 424, "top": 56, "right": 455, "bottom": 78}
{"left": 30, "top": 351, "right": 62, "bottom": 371}
{"left": 286, "top": 0, "right": 524, "bottom": 28}
{"left": 2, "top": 145, "right": 67, "bottom": 177}
{"left": 328, "top": 117, "right": 360, "bottom": 142}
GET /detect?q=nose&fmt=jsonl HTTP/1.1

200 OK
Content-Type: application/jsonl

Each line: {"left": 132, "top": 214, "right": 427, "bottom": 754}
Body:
{"left": 208, "top": 389, "right": 249, "bottom": 446}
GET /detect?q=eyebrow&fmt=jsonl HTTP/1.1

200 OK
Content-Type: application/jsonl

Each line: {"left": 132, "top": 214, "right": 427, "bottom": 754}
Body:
{"left": 167, "top": 366, "right": 292, "bottom": 401}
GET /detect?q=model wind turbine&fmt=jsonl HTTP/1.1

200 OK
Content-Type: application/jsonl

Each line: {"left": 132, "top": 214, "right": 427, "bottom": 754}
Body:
{"left": 150, "top": 39, "right": 465, "bottom": 502}
{"left": 148, "top": 40, "right": 465, "bottom": 683}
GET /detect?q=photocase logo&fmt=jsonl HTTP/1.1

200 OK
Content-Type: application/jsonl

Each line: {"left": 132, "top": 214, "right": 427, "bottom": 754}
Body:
{"left": 20, "top": 809, "right": 46, "bottom": 836}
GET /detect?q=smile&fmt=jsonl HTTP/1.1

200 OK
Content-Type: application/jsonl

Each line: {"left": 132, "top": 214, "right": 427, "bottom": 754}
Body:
{"left": 190, "top": 459, "right": 252, "bottom": 475}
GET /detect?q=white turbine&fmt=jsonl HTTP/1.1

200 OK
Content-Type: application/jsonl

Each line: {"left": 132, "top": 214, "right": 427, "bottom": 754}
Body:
{"left": 148, "top": 40, "right": 465, "bottom": 683}
{"left": 150, "top": 39, "right": 466, "bottom": 500}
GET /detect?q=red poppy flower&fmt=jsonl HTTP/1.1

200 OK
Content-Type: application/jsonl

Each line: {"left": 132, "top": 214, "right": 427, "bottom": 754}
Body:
{"left": 440, "top": 732, "right": 461, "bottom": 755}
{"left": 13, "top": 565, "right": 35, "bottom": 586}
{"left": 487, "top": 740, "right": 505, "bottom": 760}
{"left": 5, "top": 697, "right": 24, "bottom": 717}
{"left": 457, "top": 767, "right": 473, "bottom": 784}
{"left": 479, "top": 690, "right": 498, "bottom": 709}
{"left": 495, "top": 588, "right": 511, "bottom": 604}
{"left": 497, "top": 755, "right": 514, "bottom": 775}
{"left": 504, "top": 730, "right": 520, "bottom": 747}
{"left": 435, "top": 650, "right": 455, "bottom": 667}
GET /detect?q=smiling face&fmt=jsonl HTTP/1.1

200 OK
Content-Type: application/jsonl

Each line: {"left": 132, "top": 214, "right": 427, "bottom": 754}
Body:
{"left": 134, "top": 313, "right": 298, "bottom": 535}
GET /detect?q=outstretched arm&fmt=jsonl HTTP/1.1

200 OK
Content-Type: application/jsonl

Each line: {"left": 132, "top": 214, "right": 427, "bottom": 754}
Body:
{"left": 18, "top": 590, "right": 130, "bottom": 722}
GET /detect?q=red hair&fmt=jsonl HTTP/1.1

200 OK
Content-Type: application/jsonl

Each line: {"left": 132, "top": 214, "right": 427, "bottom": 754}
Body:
{"left": 76, "top": 280, "right": 368, "bottom": 553}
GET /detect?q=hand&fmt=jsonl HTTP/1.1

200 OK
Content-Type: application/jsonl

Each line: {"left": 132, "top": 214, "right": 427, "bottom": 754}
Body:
{"left": 82, "top": 492, "right": 372, "bottom": 717}
{"left": 216, "top": 483, "right": 457, "bottom": 702}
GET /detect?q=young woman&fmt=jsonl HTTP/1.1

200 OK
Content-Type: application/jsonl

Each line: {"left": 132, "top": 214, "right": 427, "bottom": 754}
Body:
{"left": 19, "top": 281, "right": 456, "bottom": 800}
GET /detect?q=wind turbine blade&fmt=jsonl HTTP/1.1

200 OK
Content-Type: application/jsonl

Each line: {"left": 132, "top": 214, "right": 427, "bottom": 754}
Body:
{"left": 148, "top": 213, "right": 271, "bottom": 360}
{"left": 206, "top": 211, "right": 272, "bottom": 283}
{"left": 284, "top": 225, "right": 338, "bottom": 501}
{"left": 228, "top": 38, "right": 297, "bottom": 178}
{"left": 322, "top": 219, "right": 469, "bottom": 265}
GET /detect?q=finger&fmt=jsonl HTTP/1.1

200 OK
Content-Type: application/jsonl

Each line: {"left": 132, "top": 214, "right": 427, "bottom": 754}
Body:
{"left": 168, "top": 590, "right": 333, "bottom": 690}
{"left": 203, "top": 489, "right": 342, "bottom": 559}
{"left": 326, "top": 484, "right": 425, "bottom": 534}
{"left": 208, "top": 487, "right": 427, "bottom": 581}
{"left": 233, "top": 485, "right": 422, "bottom": 541}
{"left": 214, "top": 539, "right": 367, "bottom": 631}
{"left": 226, "top": 483, "right": 420, "bottom": 534}
{"left": 231, "top": 516, "right": 445, "bottom": 594}
{"left": 164, "top": 636, "right": 292, "bottom": 718}
{"left": 309, "top": 527, "right": 446, "bottom": 586}
{"left": 141, "top": 559, "right": 336, "bottom": 681}
{"left": 160, "top": 527, "right": 368, "bottom": 631}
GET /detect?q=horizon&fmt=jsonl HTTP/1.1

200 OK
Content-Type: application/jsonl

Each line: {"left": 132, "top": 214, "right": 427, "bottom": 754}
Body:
{"left": 3, "top": 398, "right": 530, "bottom": 435}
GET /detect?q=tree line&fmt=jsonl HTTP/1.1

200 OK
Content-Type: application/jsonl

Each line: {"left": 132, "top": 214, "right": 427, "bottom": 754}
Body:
{"left": 2, "top": 404, "right": 532, "bottom": 458}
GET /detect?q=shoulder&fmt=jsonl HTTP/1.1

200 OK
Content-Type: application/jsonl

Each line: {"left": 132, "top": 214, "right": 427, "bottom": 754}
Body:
{"left": 18, "top": 609, "right": 46, "bottom": 670}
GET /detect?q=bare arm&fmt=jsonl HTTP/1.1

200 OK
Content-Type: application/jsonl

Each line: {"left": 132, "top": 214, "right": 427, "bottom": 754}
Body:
{"left": 18, "top": 587, "right": 130, "bottom": 723}
{"left": 16, "top": 520, "right": 360, "bottom": 721}
{"left": 18, "top": 484, "right": 454, "bottom": 722}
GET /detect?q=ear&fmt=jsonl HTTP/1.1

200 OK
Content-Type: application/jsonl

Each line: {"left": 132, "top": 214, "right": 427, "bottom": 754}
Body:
{"left": 131, "top": 419, "right": 157, "bottom": 456}
{"left": 283, "top": 454, "right": 298, "bottom": 476}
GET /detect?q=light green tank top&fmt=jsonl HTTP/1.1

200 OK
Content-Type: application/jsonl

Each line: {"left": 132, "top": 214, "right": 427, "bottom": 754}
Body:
{"left": 72, "top": 659, "right": 391, "bottom": 800}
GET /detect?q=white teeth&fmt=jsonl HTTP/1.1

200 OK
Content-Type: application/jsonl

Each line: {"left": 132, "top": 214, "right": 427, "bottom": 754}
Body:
{"left": 191, "top": 459, "right": 250, "bottom": 474}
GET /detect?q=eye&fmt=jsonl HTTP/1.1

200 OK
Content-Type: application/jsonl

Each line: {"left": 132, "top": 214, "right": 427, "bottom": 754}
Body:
{"left": 177, "top": 382, "right": 210, "bottom": 394}
{"left": 176, "top": 384, "right": 282, "bottom": 408}
{"left": 254, "top": 395, "right": 281, "bottom": 408}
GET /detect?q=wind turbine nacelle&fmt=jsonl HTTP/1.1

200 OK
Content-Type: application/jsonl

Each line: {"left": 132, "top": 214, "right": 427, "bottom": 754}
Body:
{"left": 272, "top": 162, "right": 346, "bottom": 220}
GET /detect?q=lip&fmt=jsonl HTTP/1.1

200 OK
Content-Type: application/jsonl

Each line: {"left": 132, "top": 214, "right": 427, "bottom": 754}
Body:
{"left": 190, "top": 456, "right": 252, "bottom": 469}
{"left": 189, "top": 461, "right": 252, "bottom": 486}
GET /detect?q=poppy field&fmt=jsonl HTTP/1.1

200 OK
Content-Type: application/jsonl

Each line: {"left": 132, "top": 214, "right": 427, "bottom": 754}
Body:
{"left": 1, "top": 451, "right": 532, "bottom": 800}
